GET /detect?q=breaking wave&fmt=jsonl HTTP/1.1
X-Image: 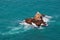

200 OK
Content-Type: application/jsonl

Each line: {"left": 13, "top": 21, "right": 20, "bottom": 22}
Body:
{"left": 0, "top": 15, "right": 54, "bottom": 35}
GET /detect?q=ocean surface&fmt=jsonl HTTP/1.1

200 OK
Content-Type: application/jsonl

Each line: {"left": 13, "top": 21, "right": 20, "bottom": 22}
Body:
{"left": 0, "top": 0, "right": 60, "bottom": 40}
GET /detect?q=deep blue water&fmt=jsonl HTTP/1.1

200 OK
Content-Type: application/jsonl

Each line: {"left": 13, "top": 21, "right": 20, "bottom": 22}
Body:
{"left": 0, "top": 0, "right": 60, "bottom": 40}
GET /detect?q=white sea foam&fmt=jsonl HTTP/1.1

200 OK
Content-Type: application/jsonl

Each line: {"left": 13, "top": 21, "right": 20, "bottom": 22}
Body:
{"left": 0, "top": 25, "right": 32, "bottom": 35}
{"left": 0, "top": 15, "right": 53, "bottom": 35}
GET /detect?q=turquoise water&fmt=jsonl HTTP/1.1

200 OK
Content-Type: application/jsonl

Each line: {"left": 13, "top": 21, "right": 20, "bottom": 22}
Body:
{"left": 0, "top": 0, "right": 60, "bottom": 40}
